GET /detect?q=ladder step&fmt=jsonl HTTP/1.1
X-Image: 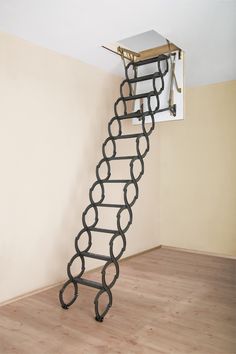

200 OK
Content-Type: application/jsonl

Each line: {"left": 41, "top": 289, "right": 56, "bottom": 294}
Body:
{"left": 81, "top": 252, "right": 111, "bottom": 261}
{"left": 98, "top": 203, "right": 124, "bottom": 208}
{"left": 157, "top": 107, "right": 171, "bottom": 113}
{"left": 114, "top": 133, "right": 142, "bottom": 140}
{"left": 117, "top": 111, "right": 142, "bottom": 120}
{"left": 134, "top": 54, "right": 168, "bottom": 67}
{"left": 110, "top": 155, "right": 136, "bottom": 160}
{"left": 117, "top": 107, "right": 170, "bottom": 121}
{"left": 128, "top": 73, "right": 161, "bottom": 84}
{"left": 103, "top": 179, "right": 130, "bottom": 184}
{"left": 90, "top": 227, "right": 118, "bottom": 234}
{"left": 123, "top": 91, "right": 155, "bottom": 101}
{"left": 75, "top": 277, "right": 103, "bottom": 290}
{"left": 117, "top": 110, "right": 150, "bottom": 120}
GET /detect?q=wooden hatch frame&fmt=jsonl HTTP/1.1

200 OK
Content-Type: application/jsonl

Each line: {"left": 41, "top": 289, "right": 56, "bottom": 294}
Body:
{"left": 102, "top": 42, "right": 179, "bottom": 62}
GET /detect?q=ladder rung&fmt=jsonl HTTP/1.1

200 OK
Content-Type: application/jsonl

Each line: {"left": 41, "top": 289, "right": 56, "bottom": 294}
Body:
{"left": 81, "top": 252, "right": 111, "bottom": 262}
{"left": 117, "top": 107, "right": 170, "bottom": 121}
{"left": 110, "top": 155, "right": 136, "bottom": 160}
{"left": 128, "top": 73, "right": 161, "bottom": 84}
{"left": 114, "top": 133, "right": 142, "bottom": 140}
{"left": 117, "top": 110, "right": 150, "bottom": 120}
{"left": 90, "top": 227, "right": 118, "bottom": 234}
{"left": 75, "top": 277, "right": 103, "bottom": 290}
{"left": 98, "top": 203, "right": 124, "bottom": 208}
{"left": 103, "top": 179, "right": 130, "bottom": 184}
{"left": 157, "top": 107, "right": 171, "bottom": 113}
{"left": 117, "top": 111, "right": 142, "bottom": 120}
{"left": 134, "top": 54, "right": 169, "bottom": 67}
{"left": 123, "top": 91, "right": 155, "bottom": 101}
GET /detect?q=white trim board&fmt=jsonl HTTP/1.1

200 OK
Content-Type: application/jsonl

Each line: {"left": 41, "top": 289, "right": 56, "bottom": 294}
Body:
{"left": 1, "top": 245, "right": 234, "bottom": 307}
{"left": 161, "top": 245, "right": 236, "bottom": 260}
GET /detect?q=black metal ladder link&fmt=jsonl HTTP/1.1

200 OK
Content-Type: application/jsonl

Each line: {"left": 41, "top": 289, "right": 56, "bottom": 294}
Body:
{"left": 59, "top": 54, "right": 170, "bottom": 322}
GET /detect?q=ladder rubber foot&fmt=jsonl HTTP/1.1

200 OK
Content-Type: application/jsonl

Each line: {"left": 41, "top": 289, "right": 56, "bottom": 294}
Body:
{"left": 61, "top": 304, "right": 69, "bottom": 310}
{"left": 95, "top": 315, "right": 104, "bottom": 322}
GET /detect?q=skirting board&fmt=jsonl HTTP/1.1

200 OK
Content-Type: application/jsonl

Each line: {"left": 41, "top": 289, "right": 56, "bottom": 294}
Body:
{"left": 0, "top": 245, "right": 162, "bottom": 307}
{"left": 1, "top": 244, "right": 235, "bottom": 307}
{"left": 161, "top": 245, "right": 236, "bottom": 260}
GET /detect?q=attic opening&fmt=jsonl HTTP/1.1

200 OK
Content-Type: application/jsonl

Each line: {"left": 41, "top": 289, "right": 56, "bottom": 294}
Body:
{"left": 103, "top": 30, "right": 184, "bottom": 123}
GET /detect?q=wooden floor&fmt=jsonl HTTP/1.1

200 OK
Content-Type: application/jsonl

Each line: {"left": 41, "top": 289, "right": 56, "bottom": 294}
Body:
{"left": 0, "top": 248, "right": 235, "bottom": 354}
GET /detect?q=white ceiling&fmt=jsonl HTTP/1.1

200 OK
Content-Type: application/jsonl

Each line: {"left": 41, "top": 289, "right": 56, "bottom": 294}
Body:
{"left": 0, "top": 0, "right": 235, "bottom": 87}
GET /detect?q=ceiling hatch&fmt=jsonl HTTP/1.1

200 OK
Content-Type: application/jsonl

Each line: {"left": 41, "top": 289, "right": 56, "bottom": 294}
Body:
{"left": 103, "top": 30, "right": 184, "bottom": 123}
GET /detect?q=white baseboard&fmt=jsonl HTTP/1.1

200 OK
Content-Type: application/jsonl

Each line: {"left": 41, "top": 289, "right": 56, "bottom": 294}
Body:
{"left": 161, "top": 245, "right": 236, "bottom": 260}
{"left": 0, "top": 245, "right": 162, "bottom": 307}
{"left": 1, "top": 244, "right": 234, "bottom": 307}
{"left": 0, "top": 280, "right": 64, "bottom": 307}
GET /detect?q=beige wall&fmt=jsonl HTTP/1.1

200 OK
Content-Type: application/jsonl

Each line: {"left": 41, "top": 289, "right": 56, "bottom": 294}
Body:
{"left": 0, "top": 32, "right": 160, "bottom": 304}
{"left": 159, "top": 80, "right": 236, "bottom": 256}
{"left": 1, "top": 31, "right": 235, "bottom": 304}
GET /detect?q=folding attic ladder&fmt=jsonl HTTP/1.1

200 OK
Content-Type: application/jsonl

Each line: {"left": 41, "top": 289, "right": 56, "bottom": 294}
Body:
{"left": 59, "top": 41, "right": 182, "bottom": 322}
